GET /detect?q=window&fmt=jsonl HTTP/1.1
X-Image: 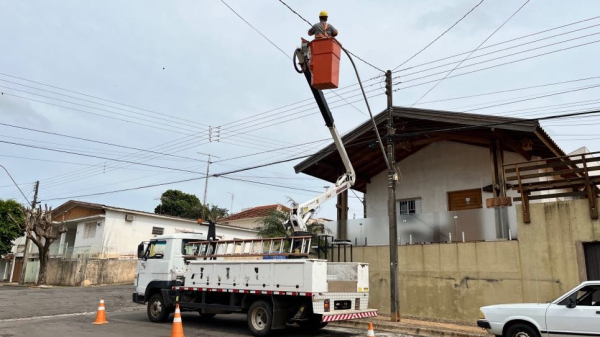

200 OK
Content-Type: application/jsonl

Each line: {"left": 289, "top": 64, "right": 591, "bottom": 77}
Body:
{"left": 151, "top": 226, "right": 164, "bottom": 236}
{"left": 447, "top": 188, "right": 483, "bottom": 211}
{"left": 83, "top": 222, "right": 96, "bottom": 239}
{"left": 146, "top": 240, "right": 166, "bottom": 259}
{"left": 398, "top": 198, "right": 422, "bottom": 215}
{"left": 559, "top": 285, "right": 600, "bottom": 306}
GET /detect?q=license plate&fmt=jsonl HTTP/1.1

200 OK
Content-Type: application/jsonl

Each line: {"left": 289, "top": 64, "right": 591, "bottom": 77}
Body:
{"left": 334, "top": 300, "right": 351, "bottom": 310}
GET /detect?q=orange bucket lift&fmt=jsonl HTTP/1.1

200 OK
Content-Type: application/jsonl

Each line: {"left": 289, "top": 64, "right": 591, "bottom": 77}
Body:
{"left": 308, "top": 38, "right": 342, "bottom": 90}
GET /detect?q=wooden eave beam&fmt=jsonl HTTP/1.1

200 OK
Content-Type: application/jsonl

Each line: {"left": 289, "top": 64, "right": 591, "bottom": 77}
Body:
{"left": 492, "top": 128, "right": 532, "bottom": 161}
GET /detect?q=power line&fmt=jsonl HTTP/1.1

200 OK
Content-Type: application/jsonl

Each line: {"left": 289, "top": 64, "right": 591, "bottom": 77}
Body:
{"left": 40, "top": 154, "right": 315, "bottom": 202}
{"left": 0, "top": 122, "right": 208, "bottom": 162}
{"left": 276, "top": 0, "right": 384, "bottom": 73}
{"left": 0, "top": 140, "right": 203, "bottom": 174}
{"left": 415, "top": 75, "right": 600, "bottom": 105}
{"left": 411, "top": 0, "right": 530, "bottom": 106}
{"left": 392, "top": 38, "right": 600, "bottom": 93}
{"left": 392, "top": 0, "right": 485, "bottom": 71}
{"left": 392, "top": 15, "right": 600, "bottom": 74}
{"left": 221, "top": 0, "right": 290, "bottom": 59}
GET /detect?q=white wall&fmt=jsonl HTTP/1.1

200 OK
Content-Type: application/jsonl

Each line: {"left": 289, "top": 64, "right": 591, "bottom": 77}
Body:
{"left": 366, "top": 141, "right": 525, "bottom": 216}
{"left": 98, "top": 210, "right": 257, "bottom": 256}
{"left": 222, "top": 217, "right": 261, "bottom": 229}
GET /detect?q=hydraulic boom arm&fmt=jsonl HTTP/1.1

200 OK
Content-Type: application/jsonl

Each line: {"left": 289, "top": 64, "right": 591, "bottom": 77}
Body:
{"left": 289, "top": 41, "right": 356, "bottom": 234}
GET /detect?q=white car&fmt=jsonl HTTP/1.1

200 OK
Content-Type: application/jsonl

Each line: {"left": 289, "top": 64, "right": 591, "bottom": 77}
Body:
{"left": 478, "top": 281, "right": 600, "bottom": 337}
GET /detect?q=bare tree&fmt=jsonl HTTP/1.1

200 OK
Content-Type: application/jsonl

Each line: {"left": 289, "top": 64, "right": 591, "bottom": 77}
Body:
{"left": 11, "top": 205, "right": 66, "bottom": 285}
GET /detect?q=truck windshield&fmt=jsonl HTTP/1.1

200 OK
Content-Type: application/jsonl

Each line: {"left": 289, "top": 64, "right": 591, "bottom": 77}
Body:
{"left": 147, "top": 240, "right": 166, "bottom": 259}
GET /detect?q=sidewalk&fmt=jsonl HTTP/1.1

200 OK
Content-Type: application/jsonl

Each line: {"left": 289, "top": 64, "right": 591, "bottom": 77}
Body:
{"left": 331, "top": 315, "right": 487, "bottom": 337}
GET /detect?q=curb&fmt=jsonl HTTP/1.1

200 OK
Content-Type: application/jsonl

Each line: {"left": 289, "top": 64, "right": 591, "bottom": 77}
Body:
{"left": 330, "top": 320, "right": 487, "bottom": 337}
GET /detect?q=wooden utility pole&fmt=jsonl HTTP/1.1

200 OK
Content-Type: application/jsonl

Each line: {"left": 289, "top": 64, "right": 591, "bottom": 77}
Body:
{"left": 202, "top": 154, "right": 211, "bottom": 220}
{"left": 385, "top": 71, "right": 401, "bottom": 322}
{"left": 19, "top": 180, "right": 39, "bottom": 285}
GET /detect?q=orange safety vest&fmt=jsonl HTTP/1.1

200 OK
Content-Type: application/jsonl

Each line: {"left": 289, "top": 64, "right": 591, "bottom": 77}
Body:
{"left": 315, "top": 22, "right": 330, "bottom": 39}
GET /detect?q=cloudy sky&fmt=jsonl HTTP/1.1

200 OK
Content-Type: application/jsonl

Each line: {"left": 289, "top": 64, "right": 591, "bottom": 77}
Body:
{"left": 1, "top": 0, "right": 599, "bottom": 221}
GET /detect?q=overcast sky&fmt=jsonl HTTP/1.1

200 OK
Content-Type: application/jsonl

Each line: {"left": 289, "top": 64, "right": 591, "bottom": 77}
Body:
{"left": 1, "top": 0, "right": 599, "bottom": 221}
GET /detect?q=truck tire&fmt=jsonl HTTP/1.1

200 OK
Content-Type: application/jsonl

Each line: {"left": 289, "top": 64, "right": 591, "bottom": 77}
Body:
{"left": 147, "top": 293, "right": 170, "bottom": 322}
{"left": 506, "top": 323, "right": 540, "bottom": 337}
{"left": 247, "top": 300, "right": 274, "bottom": 337}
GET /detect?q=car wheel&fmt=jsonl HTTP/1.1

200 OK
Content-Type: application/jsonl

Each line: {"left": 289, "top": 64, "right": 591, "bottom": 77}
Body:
{"left": 247, "top": 300, "right": 273, "bottom": 337}
{"left": 147, "top": 293, "right": 170, "bottom": 322}
{"left": 506, "top": 323, "right": 539, "bottom": 337}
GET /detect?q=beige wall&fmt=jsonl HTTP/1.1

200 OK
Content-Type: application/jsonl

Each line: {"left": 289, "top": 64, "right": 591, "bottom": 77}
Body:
{"left": 354, "top": 199, "right": 600, "bottom": 323}
{"left": 46, "top": 258, "right": 137, "bottom": 286}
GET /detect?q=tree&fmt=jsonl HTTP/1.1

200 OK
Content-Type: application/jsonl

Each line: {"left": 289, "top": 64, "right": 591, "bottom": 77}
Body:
{"left": 256, "top": 209, "right": 330, "bottom": 238}
{"left": 154, "top": 189, "right": 228, "bottom": 221}
{"left": 11, "top": 205, "right": 66, "bottom": 285}
{"left": 0, "top": 199, "right": 25, "bottom": 255}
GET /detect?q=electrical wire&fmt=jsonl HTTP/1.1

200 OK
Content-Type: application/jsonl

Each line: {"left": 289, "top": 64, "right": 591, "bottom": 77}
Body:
{"left": 392, "top": 0, "right": 485, "bottom": 71}
{"left": 411, "top": 0, "right": 530, "bottom": 106}
{"left": 276, "top": 0, "right": 384, "bottom": 73}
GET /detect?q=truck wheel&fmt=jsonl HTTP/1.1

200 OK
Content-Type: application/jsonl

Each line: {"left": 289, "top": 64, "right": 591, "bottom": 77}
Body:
{"left": 506, "top": 323, "right": 539, "bottom": 337}
{"left": 147, "top": 293, "right": 170, "bottom": 322}
{"left": 247, "top": 300, "right": 273, "bottom": 337}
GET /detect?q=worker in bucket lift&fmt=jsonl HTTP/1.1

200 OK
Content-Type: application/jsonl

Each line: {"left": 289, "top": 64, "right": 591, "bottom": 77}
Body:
{"left": 308, "top": 10, "right": 338, "bottom": 39}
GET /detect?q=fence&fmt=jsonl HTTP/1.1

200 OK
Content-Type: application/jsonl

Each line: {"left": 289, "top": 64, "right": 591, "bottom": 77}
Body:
{"left": 505, "top": 150, "right": 600, "bottom": 223}
{"left": 328, "top": 206, "right": 517, "bottom": 246}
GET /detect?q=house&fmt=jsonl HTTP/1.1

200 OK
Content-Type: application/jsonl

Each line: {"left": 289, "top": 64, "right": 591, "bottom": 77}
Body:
{"left": 294, "top": 106, "right": 600, "bottom": 323}
{"left": 219, "top": 204, "right": 290, "bottom": 230}
{"left": 49, "top": 200, "right": 258, "bottom": 258}
{"left": 295, "top": 106, "right": 567, "bottom": 244}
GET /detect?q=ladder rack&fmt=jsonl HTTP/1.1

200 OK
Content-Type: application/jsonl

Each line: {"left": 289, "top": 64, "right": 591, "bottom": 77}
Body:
{"left": 183, "top": 236, "right": 312, "bottom": 259}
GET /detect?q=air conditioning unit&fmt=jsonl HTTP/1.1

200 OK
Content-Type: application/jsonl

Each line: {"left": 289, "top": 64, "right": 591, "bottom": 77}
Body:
{"left": 125, "top": 214, "right": 135, "bottom": 222}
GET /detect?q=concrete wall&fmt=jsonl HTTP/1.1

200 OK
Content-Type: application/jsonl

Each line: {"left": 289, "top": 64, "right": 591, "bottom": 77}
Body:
{"left": 356, "top": 199, "right": 600, "bottom": 323}
{"left": 366, "top": 141, "right": 525, "bottom": 216}
{"left": 45, "top": 258, "right": 138, "bottom": 286}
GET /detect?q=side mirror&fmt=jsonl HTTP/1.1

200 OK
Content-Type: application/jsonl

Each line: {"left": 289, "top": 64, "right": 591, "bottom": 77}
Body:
{"left": 137, "top": 242, "right": 146, "bottom": 259}
{"left": 566, "top": 297, "right": 577, "bottom": 309}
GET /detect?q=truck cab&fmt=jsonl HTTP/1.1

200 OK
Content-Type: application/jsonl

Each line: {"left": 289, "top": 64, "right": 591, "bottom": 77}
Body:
{"left": 133, "top": 233, "right": 206, "bottom": 304}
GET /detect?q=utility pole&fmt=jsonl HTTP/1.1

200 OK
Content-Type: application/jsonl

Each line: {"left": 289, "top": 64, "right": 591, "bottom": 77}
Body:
{"left": 202, "top": 154, "right": 211, "bottom": 220}
{"left": 385, "top": 70, "right": 401, "bottom": 322}
{"left": 19, "top": 181, "right": 39, "bottom": 285}
{"left": 198, "top": 152, "right": 219, "bottom": 220}
{"left": 227, "top": 192, "right": 234, "bottom": 214}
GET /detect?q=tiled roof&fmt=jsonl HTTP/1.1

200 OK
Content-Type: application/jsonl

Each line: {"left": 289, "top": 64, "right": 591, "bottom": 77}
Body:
{"left": 220, "top": 204, "right": 290, "bottom": 222}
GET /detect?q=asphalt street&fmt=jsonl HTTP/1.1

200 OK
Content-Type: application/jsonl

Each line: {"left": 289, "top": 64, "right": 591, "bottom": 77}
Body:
{"left": 0, "top": 284, "right": 405, "bottom": 337}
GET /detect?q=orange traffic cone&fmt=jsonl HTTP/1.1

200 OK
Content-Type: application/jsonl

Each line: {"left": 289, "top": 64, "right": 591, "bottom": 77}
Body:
{"left": 92, "top": 298, "right": 108, "bottom": 324}
{"left": 170, "top": 304, "right": 185, "bottom": 337}
{"left": 367, "top": 322, "right": 375, "bottom": 336}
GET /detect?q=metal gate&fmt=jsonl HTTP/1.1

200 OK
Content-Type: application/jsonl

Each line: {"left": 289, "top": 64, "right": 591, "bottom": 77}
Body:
{"left": 584, "top": 242, "right": 600, "bottom": 280}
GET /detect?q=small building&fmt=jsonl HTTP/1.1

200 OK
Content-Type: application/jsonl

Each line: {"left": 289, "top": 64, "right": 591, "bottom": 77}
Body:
{"left": 219, "top": 204, "right": 291, "bottom": 230}
{"left": 294, "top": 106, "right": 600, "bottom": 323}
{"left": 295, "top": 107, "right": 566, "bottom": 244}
{"left": 49, "top": 200, "right": 258, "bottom": 258}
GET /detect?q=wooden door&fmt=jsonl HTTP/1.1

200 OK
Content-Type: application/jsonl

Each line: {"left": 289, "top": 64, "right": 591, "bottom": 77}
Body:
{"left": 11, "top": 258, "right": 23, "bottom": 283}
{"left": 447, "top": 188, "right": 483, "bottom": 211}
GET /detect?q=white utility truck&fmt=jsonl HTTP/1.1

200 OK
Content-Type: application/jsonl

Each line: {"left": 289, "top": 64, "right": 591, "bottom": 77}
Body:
{"left": 133, "top": 41, "right": 377, "bottom": 336}
{"left": 478, "top": 281, "right": 600, "bottom": 337}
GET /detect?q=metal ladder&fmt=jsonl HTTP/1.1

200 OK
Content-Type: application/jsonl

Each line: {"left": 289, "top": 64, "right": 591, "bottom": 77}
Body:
{"left": 185, "top": 236, "right": 312, "bottom": 259}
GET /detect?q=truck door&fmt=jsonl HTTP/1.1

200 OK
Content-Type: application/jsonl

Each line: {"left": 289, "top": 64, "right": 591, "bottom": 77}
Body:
{"left": 546, "top": 285, "right": 600, "bottom": 337}
{"left": 137, "top": 240, "right": 169, "bottom": 294}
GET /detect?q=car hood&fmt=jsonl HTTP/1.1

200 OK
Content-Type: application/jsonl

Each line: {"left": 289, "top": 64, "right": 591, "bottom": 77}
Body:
{"left": 482, "top": 303, "right": 550, "bottom": 310}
